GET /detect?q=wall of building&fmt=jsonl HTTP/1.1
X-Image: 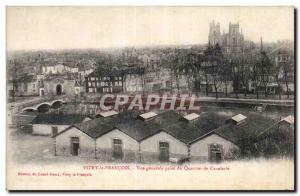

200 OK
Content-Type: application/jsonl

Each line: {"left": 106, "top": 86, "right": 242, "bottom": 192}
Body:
{"left": 32, "top": 124, "right": 70, "bottom": 136}
{"left": 15, "top": 81, "right": 39, "bottom": 97}
{"left": 144, "top": 68, "right": 173, "bottom": 92}
{"left": 190, "top": 133, "right": 239, "bottom": 162}
{"left": 140, "top": 131, "right": 188, "bottom": 163}
{"left": 124, "top": 75, "right": 143, "bottom": 93}
{"left": 96, "top": 129, "right": 140, "bottom": 162}
{"left": 44, "top": 79, "right": 76, "bottom": 97}
{"left": 55, "top": 127, "right": 96, "bottom": 158}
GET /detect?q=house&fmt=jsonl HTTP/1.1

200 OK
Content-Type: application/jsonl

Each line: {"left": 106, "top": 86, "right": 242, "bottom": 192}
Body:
{"left": 85, "top": 68, "right": 124, "bottom": 94}
{"left": 123, "top": 67, "right": 144, "bottom": 93}
{"left": 53, "top": 111, "right": 144, "bottom": 160}
{"left": 52, "top": 110, "right": 283, "bottom": 163}
{"left": 77, "top": 60, "right": 96, "bottom": 81}
{"left": 74, "top": 80, "right": 85, "bottom": 97}
{"left": 42, "top": 64, "right": 79, "bottom": 75}
{"left": 79, "top": 67, "right": 94, "bottom": 81}
{"left": 32, "top": 113, "right": 92, "bottom": 136}
{"left": 8, "top": 74, "right": 40, "bottom": 97}
{"left": 254, "top": 115, "right": 294, "bottom": 157}
{"left": 272, "top": 48, "right": 294, "bottom": 94}
{"left": 153, "top": 111, "right": 238, "bottom": 162}
{"left": 211, "top": 113, "right": 278, "bottom": 158}
{"left": 42, "top": 75, "right": 81, "bottom": 97}
{"left": 53, "top": 116, "right": 115, "bottom": 158}
{"left": 85, "top": 67, "right": 145, "bottom": 94}
{"left": 139, "top": 111, "right": 191, "bottom": 162}
{"left": 42, "top": 64, "right": 66, "bottom": 74}
{"left": 277, "top": 115, "right": 294, "bottom": 133}
{"left": 144, "top": 68, "right": 173, "bottom": 93}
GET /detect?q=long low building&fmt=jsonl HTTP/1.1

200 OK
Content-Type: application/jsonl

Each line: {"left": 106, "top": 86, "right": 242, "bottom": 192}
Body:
{"left": 52, "top": 110, "right": 293, "bottom": 163}
{"left": 32, "top": 113, "right": 92, "bottom": 136}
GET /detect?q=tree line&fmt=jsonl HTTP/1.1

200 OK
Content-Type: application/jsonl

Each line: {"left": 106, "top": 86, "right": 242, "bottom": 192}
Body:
{"left": 164, "top": 44, "right": 294, "bottom": 99}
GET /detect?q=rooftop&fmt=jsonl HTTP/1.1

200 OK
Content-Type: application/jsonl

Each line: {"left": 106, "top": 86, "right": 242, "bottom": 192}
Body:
{"left": 214, "top": 113, "right": 276, "bottom": 144}
{"left": 53, "top": 110, "right": 280, "bottom": 146}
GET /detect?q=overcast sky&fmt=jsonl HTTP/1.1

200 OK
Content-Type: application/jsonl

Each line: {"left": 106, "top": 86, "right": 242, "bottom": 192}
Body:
{"left": 6, "top": 6, "right": 294, "bottom": 51}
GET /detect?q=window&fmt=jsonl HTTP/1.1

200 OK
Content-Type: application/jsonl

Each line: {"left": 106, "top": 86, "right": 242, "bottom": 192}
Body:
{"left": 112, "top": 139, "right": 123, "bottom": 159}
{"left": 159, "top": 142, "right": 169, "bottom": 162}
{"left": 103, "top": 87, "right": 111, "bottom": 93}
{"left": 115, "top": 81, "right": 122, "bottom": 86}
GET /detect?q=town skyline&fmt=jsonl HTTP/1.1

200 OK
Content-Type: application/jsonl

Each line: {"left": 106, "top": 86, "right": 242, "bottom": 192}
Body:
{"left": 7, "top": 6, "right": 294, "bottom": 51}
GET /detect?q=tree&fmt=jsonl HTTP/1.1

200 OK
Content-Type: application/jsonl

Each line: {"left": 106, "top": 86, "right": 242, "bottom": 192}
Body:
{"left": 203, "top": 44, "right": 224, "bottom": 98}
{"left": 231, "top": 59, "right": 241, "bottom": 98}
{"left": 273, "top": 59, "right": 283, "bottom": 100}
{"left": 220, "top": 59, "right": 232, "bottom": 97}
{"left": 282, "top": 59, "right": 294, "bottom": 98}
{"left": 250, "top": 53, "right": 263, "bottom": 99}
{"left": 259, "top": 51, "right": 273, "bottom": 97}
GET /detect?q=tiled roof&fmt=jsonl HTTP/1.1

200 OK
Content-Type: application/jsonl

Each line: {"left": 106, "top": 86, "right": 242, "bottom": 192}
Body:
{"left": 193, "top": 112, "right": 229, "bottom": 132}
{"left": 89, "top": 68, "right": 123, "bottom": 77}
{"left": 213, "top": 113, "right": 277, "bottom": 144}
{"left": 116, "top": 118, "right": 161, "bottom": 141}
{"left": 53, "top": 110, "right": 278, "bottom": 147}
{"left": 55, "top": 110, "right": 142, "bottom": 139}
{"left": 73, "top": 117, "right": 116, "bottom": 138}
{"left": 16, "top": 74, "right": 36, "bottom": 83}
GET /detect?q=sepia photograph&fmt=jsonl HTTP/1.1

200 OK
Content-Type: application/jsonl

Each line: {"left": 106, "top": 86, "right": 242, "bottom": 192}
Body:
{"left": 6, "top": 6, "right": 295, "bottom": 190}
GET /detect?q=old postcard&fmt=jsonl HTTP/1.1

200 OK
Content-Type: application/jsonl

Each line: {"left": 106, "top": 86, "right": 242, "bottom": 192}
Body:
{"left": 6, "top": 6, "right": 295, "bottom": 190}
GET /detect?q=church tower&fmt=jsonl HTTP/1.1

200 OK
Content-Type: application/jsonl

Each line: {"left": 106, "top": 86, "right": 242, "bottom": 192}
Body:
{"left": 224, "top": 22, "right": 244, "bottom": 54}
{"left": 208, "top": 20, "right": 222, "bottom": 46}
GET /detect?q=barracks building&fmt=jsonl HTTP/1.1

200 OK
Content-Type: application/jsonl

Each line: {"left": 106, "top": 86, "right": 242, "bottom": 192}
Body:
{"left": 49, "top": 110, "right": 294, "bottom": 163}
